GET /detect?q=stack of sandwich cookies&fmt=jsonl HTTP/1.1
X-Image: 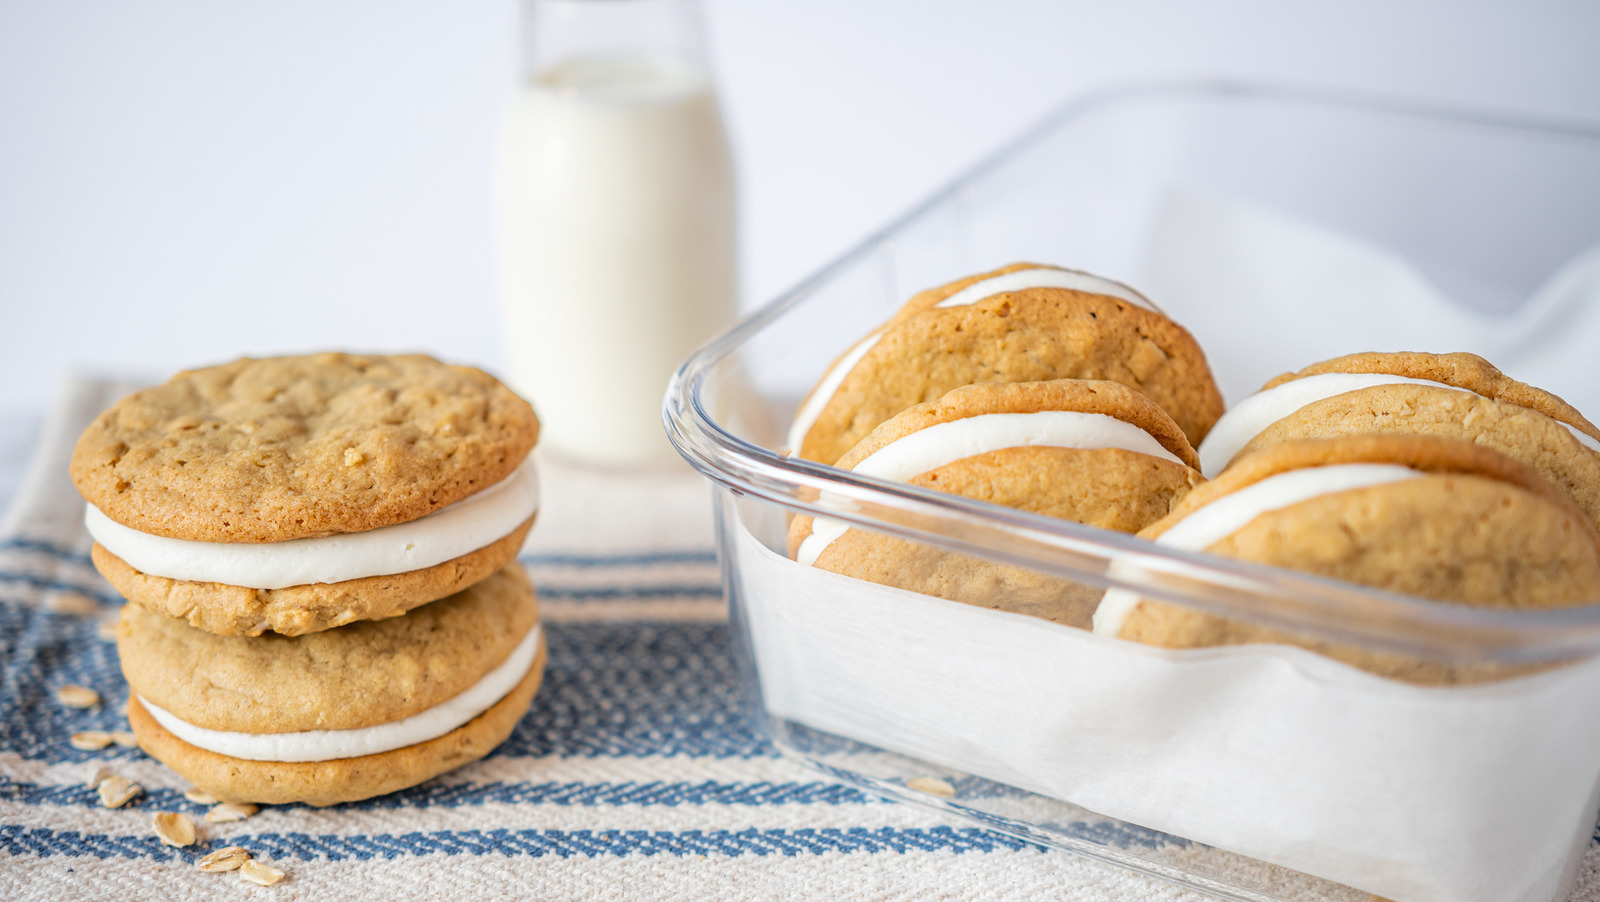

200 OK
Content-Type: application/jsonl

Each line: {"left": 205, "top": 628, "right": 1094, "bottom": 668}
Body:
{"left": 786, "top": 263, "right": 1226, "bottom": 465}
{"left": 788, "top": 380, "right": 1204, "bottom": 628}
{"left": 1094, "top": 435, "right": 1600, "bottom": 683}
{"left": 69, "top": 353, "right": 546, "bottom": 805}
{"left": 1197, "top": 351, "right": 1600, "bottom": 526}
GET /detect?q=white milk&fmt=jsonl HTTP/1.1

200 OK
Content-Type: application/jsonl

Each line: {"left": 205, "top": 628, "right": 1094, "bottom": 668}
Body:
{"left": 496, "top": 55, "right": 737, "bottom": 465}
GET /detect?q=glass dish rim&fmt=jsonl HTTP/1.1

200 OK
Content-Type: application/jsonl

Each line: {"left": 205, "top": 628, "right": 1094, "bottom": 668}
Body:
{"left": 665, "top": 77, "right": 1600, "bottom": 665}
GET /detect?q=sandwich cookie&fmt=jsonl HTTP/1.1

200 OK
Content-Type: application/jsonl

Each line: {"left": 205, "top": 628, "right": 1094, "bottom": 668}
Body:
{"left": 1196, "top": 351, "right": 1600, "bottom": 527}
{"left": 121, "top": 564, "right": 546, "bottom": 806}
{"left": 786, "top": 263, "right": 1225, "bottom": 465}
{"left": 71, "top": 353, "right": 542, "bottom": 636}
{"left": 1095, "top": 435, "right": 1600, "bottom": 683}
{"left": 789, "top": 380, "right": 1204, "bottom": 628}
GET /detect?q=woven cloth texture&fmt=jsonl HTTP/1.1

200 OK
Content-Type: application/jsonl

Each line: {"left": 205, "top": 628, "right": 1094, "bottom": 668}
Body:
{"left": 2, "top": 378, "right": 1598, "bottom": 901}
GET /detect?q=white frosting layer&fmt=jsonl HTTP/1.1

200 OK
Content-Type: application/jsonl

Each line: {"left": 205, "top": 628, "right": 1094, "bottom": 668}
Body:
{"left": 935, "top": 267, "right": 1154, "bottom": 310}
{"left": 786, "top": 331, "right": 883, "bottom": 455}
{"left": 1198, "top": 372, "right": 1600, "bottom": 478}
{"left": 140, "top": 622, "right": 542, "bottom": 762}
{"left": 1092, "top": 464, "right": 1423, "bottom": 636}
{"left": 86, "top": 454, "right": 541, "bottom": 589}
{"left": 797, "top": 411, "right": 1185, "bottom": 566}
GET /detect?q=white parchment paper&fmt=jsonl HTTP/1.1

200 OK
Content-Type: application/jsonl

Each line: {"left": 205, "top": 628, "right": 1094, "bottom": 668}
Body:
{"left": 733, "top": 519, "right": 1600, "bottom": 902}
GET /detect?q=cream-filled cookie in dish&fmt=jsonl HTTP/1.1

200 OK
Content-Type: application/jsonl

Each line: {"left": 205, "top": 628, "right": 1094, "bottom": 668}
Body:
{"left": 70, "top": 353, "right": 542, "bottom": 636}
{"left": 1197, "top": 351, "right": 1600, "bottom": 528}
{"left": 1096, "top": 435, "right": 1600, "bottom": 684}
{"left": 788, "top": 380, "right": 1204, "bottom": 628}
{"left": 121, "top": 565, "right": 545, "bottom": 806}
{"left": 785, "top": 263, "right": 1225, "bottom": 466}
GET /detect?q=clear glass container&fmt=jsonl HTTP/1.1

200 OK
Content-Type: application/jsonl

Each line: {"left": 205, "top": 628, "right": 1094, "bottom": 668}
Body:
{"left": 665, "top": 82, "right": 1600, "bottom": 902}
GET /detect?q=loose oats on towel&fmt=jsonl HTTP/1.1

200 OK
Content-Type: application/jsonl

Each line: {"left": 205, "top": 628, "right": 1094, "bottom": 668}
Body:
{"left": 152, "top": 812, "right": 196, "bottom": 848}
{"left": 97, "top": 775, "right": 141, "bottom": 808}
{"left": 196, "top": 847, "right": 251, "bottom": 873}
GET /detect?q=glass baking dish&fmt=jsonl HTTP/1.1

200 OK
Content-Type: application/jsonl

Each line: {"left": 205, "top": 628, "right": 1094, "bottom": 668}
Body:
{"left": 664, "top": 81, "right": 1600, "bottom": 902}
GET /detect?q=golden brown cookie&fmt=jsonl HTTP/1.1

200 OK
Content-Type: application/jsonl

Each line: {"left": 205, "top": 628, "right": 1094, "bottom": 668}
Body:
{"left": 127, "top": 641, "right": 546, "bottom": 807}
{"left": 789, "top": 264, "right": 1223, "bottom": 464}
{"left": 91, "top": 515, "right": 535, "bottom": 637}
{"left": 71, "top": 353, "right": 540, "bottom": 543}
{"left": 1197, "top": 352, "right": 1600, "bottom": 527}
{"left": 118, "top": 565, "right": 539, "bottom": 733}
{"left": 1102, "top": 436, "right": 1600, "bottom": 683}
{"left": 790, "top": 380, "right": 1204, "bottom": 628}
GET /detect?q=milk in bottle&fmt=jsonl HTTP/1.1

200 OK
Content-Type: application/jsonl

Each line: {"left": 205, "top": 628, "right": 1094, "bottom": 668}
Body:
{"left": 496, "top": 0, "right": 737, "bottom": 465}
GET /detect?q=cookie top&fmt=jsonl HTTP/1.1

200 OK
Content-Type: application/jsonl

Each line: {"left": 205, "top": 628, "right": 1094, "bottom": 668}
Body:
{"left": 789, "top": 380, "right": 1203, "bottom": 559}
{"left": 71, "top": 353, "right": 540, "bottom": 542}
{"left": 1099, "top": 436, "right": 1600, "bottom": 680}
{"left": 1261, "top": 352, "right": 1599, "bottom": 438}
{"left": 891, "top": 262, "right": 1157, "bottom": 322}
{"left": 118, "top": 564, "right": 539, "bottom": 733}
{"left": 790, "top": 265, "right": 1223, "bottom": 464}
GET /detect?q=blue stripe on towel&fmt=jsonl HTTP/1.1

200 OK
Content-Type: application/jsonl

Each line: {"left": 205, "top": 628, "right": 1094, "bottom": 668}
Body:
{"left": 0, "top": 777, "right": 881, "bottom": 811}
{"left": 0, "top": 824, "right": 1042, "bottom": 862}
{"left": 0, "top": 539, "right": 92, "bottom": 566}
{"left": 0, "top": 602, "right": 767, "bottom": 762}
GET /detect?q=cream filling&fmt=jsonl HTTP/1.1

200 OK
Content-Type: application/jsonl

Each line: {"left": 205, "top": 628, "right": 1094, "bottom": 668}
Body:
{"left": 934, "top": 266, "right": 1155, "bottom": 310}
{"left": 1197, "top": 373, "right": 1600, "bottom": 478}
{"left": 85, "top": 454, "right": 540, "bottom": 589}
{"left": 1091, "top": 464, "right": 1423, "bottom": 637}
{"left": 786, "top": 331, "right": 884, "bottom": 455}
{"left": 140, "top": 622, "right": 542, "bottom": 762}
{"left": 797, "top": 411, "right": 1185, "bottom": 566}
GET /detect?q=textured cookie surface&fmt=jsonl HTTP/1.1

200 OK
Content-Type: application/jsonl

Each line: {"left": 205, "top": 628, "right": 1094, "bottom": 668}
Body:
{"left": 71, "top": 353, "right": 540, "bottom": 542}
{"left": 1261, "top": 351, "right": 1600, "bottom": 440}
{"left": 1116, "top": 437, "right": 1600, "bottom": 683}
{"left": 127, "top": 642, "right": 546, "bottom": 807}
{"left": 118, "top": 564, "right": 539, "bottom": 733}
{"left": 795, "top": 274, "right": 1223, "bottom": 464}
{"left": 93, "top": 515, "right": 535, "bottom": 637}
{"left": 1236, "top": 384, "right": 1600, "bottom": 526}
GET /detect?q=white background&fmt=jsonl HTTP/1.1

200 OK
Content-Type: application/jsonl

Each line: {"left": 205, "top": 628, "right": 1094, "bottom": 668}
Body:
{"left": 2, "top": 0, "right": 1598, "bottom": 415}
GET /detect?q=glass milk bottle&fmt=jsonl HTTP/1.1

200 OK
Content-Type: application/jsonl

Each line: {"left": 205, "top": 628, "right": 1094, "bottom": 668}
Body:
{"left": 496, "top": 0, "right": 737, "bottom": 466}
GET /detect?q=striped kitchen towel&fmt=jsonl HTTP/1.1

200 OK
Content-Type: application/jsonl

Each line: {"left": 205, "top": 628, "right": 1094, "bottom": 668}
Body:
{"left": 2, "top": 378, "right": 1597, "bottom": 901}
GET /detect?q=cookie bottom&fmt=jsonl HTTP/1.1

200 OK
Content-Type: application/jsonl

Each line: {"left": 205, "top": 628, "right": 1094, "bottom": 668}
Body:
{"left": 126, "top": 636, "right": 547, "bottom": 806}
{"left": 94, "top": 515, "right": 536, "bottom": 637}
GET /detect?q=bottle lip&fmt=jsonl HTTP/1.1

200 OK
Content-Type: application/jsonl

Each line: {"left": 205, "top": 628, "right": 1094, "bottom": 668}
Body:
{"left": 517, "top": 0, "right": 711, "bottom": 84}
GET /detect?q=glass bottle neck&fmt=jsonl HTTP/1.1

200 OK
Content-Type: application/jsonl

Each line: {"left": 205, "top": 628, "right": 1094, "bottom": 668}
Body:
{"left": 516, "top": 0, "right": 710, "bottom": 85}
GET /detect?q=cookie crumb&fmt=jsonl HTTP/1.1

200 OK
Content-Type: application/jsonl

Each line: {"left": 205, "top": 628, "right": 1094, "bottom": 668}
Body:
{"left": 206, "top": 802, "right": 259, "bottom": 823}
{"left": 197, "top": 846, "right": 251, "bottom": 873}
{"left": 83, "top": 765, "right": 112, "bottom": 789}
{"left": 111, "top": 730, "right": 139, "bottom": 748}
{"left": 343, "top": 448, "right": 365, "bottom": 466}
{"left": 184, "top": 788, "right": 220, "bottom": 806}
{"left": 239, "top": 860, "right": 285, "bottom": 886}
{"left": 906, "top": 776, "right": 956, "bottom": 798}
{"left": 153, "top": 812, "right": 197, "bottom": 847}
{"left": 97, "top": 615, "right": 120, "bottom": 641}
{"left": 49, "top": 593, "right": 101, "bottom": 616}
{"left": 57, "top": 685, "right": 101, "bottom": 709}
{"left": 98, "top": 775, "right": 142, "bottom": 808}
{"left": 71, "top": 731, "right": 113, "bottom": 751}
